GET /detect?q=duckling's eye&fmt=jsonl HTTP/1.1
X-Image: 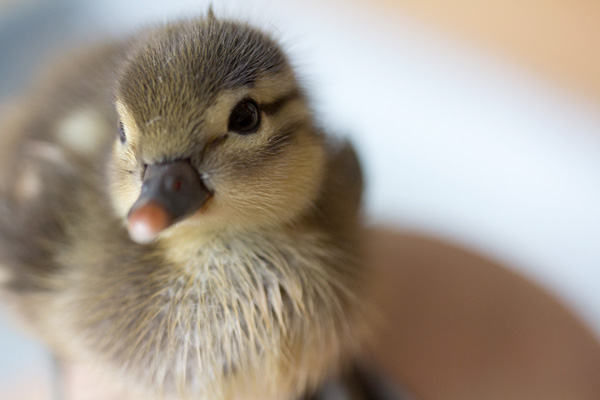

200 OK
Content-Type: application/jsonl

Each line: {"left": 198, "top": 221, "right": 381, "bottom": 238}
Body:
{"left": 118, "top": 121, "right": 126, "bottom": 144}
{"left": 228, "top": 99, "right": 260, "bottom": 134}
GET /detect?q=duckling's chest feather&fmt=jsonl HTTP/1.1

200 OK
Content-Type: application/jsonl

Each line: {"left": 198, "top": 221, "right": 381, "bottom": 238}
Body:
{"left": 64, "top": 227, "right": 359, "bottom": 399}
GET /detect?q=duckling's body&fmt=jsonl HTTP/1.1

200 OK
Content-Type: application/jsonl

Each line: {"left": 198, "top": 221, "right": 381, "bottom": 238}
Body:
{"left": 0, "top": 13, "right": 366, "bottom": 400}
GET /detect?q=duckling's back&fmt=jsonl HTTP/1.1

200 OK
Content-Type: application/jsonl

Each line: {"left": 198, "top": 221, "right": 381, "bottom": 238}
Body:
{"left": 0, "top": 43, "right": 123, "bottom": 295}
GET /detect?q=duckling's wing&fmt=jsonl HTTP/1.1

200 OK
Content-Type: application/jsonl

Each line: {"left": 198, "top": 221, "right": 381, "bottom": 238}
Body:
{"left": 314, "top": 138, "right": 364, "bottom": 242}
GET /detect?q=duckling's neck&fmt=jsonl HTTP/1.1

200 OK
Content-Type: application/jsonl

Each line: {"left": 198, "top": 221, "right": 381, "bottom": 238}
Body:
{"left": 157, "top": 222, "right": 302, "bottom": 271}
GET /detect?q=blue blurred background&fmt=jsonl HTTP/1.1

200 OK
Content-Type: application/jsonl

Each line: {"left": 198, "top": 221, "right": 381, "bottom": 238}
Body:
{"left": 1, "top": 0, "right": 600, "bottom": 398}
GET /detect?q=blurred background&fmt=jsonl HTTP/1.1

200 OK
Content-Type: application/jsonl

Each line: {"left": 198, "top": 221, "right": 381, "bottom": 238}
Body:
{"left": 1, "top": 0, "right": 599, "bottom": 399}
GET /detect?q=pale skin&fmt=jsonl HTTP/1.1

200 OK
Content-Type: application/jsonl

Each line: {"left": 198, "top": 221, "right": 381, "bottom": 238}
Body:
{"left": 3, "top": 226, "right": 600, "bottom": 400}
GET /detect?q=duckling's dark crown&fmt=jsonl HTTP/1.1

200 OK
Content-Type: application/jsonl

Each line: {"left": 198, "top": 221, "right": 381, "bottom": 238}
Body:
{"left": 116, "top": 16, "right": 289, "bottom": 120}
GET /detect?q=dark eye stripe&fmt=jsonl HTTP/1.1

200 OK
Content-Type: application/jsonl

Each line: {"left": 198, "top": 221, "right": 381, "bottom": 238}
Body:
{"left": 231, "top": 120, "right": 307, "bottom": 171}
{"left": 261, "top": 89, "right": 301, "bottom": 116}
{"left": 259, "top": 120, "right": 304, "bottom": 156}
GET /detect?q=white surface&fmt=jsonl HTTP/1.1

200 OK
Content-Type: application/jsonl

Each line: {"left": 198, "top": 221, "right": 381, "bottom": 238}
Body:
{"left": 1, "top": 0, "right": 600, "bottom": 390}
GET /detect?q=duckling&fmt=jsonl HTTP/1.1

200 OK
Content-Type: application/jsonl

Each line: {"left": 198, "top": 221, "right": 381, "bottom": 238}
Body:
{"left": 0, "top": 11, "right": 368, "bottom": 400}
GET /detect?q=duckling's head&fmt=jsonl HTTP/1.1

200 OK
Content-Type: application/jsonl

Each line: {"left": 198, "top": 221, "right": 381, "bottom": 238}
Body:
{"left": 109, "top": 15, "right": 326, "bottom": 244}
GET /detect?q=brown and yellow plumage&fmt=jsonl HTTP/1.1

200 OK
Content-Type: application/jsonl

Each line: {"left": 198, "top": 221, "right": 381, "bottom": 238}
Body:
{"left": 0, "top": 11, "right": 367, "bottom": 400}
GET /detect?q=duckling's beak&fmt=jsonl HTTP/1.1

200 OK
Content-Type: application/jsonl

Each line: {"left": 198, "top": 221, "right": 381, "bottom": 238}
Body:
{"left": 126, "top": 160, "right": 210, "bottom": 244}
